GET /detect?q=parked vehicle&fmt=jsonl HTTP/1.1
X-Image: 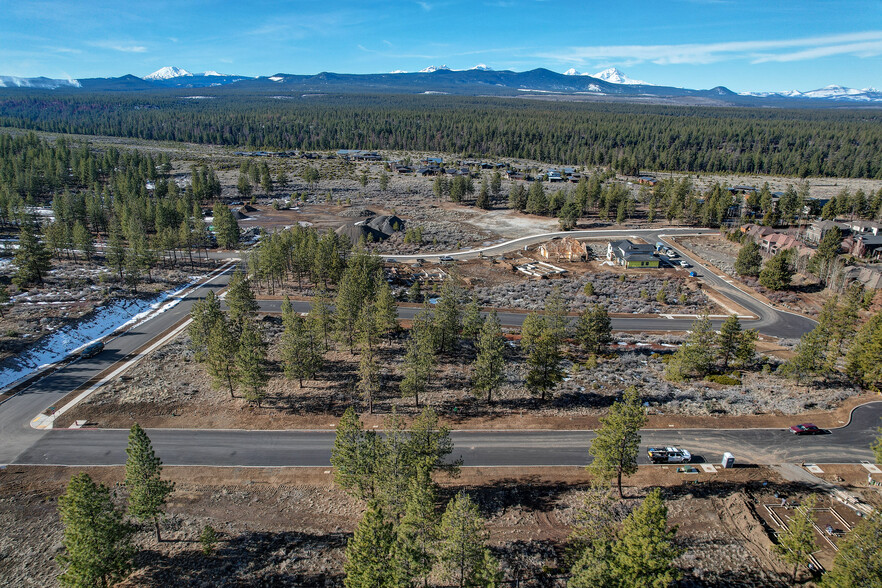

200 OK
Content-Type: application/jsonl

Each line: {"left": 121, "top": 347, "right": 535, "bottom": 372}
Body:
{"left": 439, "top": 255, "right": 455, "bottom": 263}
{"left": 789, "top": 423, "right": 826, "bottom": 435}
{"left": 80, "top": 341, "right": 104, "bottom": 359}
{"left": 679, "top": 260, "right": 691, "bottom": 268}
{"left": 688, "top": 271, "right": 698, "bottom": 277}
{"left": 647, "top": 447, "right": 692, "bottom": 464}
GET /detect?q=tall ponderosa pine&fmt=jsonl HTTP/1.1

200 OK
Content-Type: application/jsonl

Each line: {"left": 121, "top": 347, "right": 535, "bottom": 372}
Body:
{"left": 588, "top": 387, "right": 646, "bottom": 498}
{"left": 437, "top": 492, "right": 499, "bottom": 588}
{"left": 124, "top": 423, "right": 175, "bottom": 542}
{"left": 235, "top": 321, "right": 268, "bottom": 406}
{"left": 344, "top": 503, "right": 400, "bottom": 588}
{"left": 57, "top": 473, "right": 136, "bottom": 588}
{"left": 331, "top": 407, "right": 380, "bottom": 500}
{"left": 461, "top": 295, "right": 484, "bottom": 342}
{"left": 523, "top": 314, "right": 564, "bottom": 402}
{"left": 281, "top": 296, "right": 322, "bottom": 387}
{"left": 225, "top": 269, "right": 258, "bottom": 332}
{"left": 472, "top": 311, "right": 505, "bottom": 404}
{"left": 308, "top": 287, "right": 335, "bottom": 352}
{"left": 759, "top": 249, "right": 794, "bottom": 291}
{"left": 393, "top": 468, "right": 439, "bottom": 586}
{"left": 189, "top": 289, "right": 223, "bottom": 361}
{"left": 847, "top": 311, "right": 882, "bottom": 390}
{"left": 205, "top": 317, "right": 239, "bottom": 398}
{"left": 610, "top": 488, "right": 683, "bottom": 588}
{"left": 820, "top": 512, "right": 882, "bottom": 587}
{"left": 212, "top": 202, "right": 240, "bottom": 249}
{"left": 575, "top": 304, "right": 612, "bottom": 355}
{"left": 774, "top": 495, "right": 818, "bottom": 583}
{"left": 734, "top": 239, "right": 763, "bottom": 277}
{"left": 665, "top": 314, "right": 715, "bottom": 380}
{"left": 434, "top": 277, "right": 463, "bottom": 353}
{"left": 399, "top": 308, "right": 437, "bottom": 409}
{"left": 13, "top": 221, "right": 52, "bottom": 287}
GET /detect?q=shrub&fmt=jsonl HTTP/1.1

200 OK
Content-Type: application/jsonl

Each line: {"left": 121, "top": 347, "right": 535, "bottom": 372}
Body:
{"left": 706, "top": 374, "right": 741, "bottom": 386}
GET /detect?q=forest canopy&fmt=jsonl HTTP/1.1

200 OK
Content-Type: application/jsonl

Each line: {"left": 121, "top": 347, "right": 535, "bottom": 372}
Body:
{"left": 1, "top": 91, "right": 882, "bottom": 178}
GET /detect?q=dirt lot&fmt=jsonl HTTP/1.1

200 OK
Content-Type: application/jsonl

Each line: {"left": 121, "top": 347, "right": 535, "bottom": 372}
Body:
{"left": 55, "top": 323, "right": 873, "bottom": 431}
{"left": 5, "top": 463, "right": 873, "bottom": 587}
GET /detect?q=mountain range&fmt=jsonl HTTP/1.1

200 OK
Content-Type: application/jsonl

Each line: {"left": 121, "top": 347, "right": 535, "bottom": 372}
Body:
{"left": 1, "top": 66, "right": 880, "bottom": 106}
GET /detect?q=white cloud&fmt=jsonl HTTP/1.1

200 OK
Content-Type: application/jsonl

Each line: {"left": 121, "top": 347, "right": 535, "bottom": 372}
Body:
{"left": 90, "top": 41, "right": 148, "bottom": 53}
{"left": 538, "top": 31, "right": 882, "bottom": 66}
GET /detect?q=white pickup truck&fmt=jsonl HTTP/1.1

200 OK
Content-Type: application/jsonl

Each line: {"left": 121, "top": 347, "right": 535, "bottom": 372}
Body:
{"left": 647, "top": 447, "right": 692, "bottom": 464}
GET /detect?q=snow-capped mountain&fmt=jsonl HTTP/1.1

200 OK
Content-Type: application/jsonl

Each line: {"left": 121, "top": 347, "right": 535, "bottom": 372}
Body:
{"left": 592, "top": 67, "right": 651, "bottom": 85}
{"left": 469, "top": 64, "right": 492, "bottom": 71}
{"left": 419, "top": 65, "right": 451, "bottom": 73}
{"left": 144, "top": 66, "right": 193, "bottom": 80}
{"left": 202, "top": 70, "right": 224, "bottom": 77}
{"left": 563, "top": 67, "right": 651, "bottom": 85}
{"left": 740, "top": 84, "right": 882, "bottom": 102}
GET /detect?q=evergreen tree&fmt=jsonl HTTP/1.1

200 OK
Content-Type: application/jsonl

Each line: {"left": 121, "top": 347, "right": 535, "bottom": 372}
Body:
{"left": 438, "top": 492, "right": 497, "bottom": 588}
{"left": 124, "top": 423, "right": 175, "bottom": 542}
{"left": 810, "top": 226, "right": 843, "bottom": 282}
{"left": 399, "top": 309, "right": 436, "bottom": 409}
{"left": 225, "top": 269, "right": 259, "bottom": 332}
{"left": 665, "top": 314, "right": 715, "bottom": 380}
{"left": 734, "top": 240, "right": 763, "bottom": 277}
{"left": 847, "top": 311, "right": 882, "bottom": 390}
{"left": 331, "top": 407, "right": 380, "bottom": 500}
{"left": 105, "top": 218, "right": 126, "bottom": 280}
{"left": 575, "top": 304, "right": 612, "bottom": 355}
{"left": 281, "top": 296, "right": 322, "bottom": 387}
{"left": 393, "top": 468, "right": 438, "bottom": 586}
{"left": 189, "top": 289, "right": 223, "bottom": 362}
{"left": 235, "top": 321, "right": 268, "bottom": 406}
{"left": 610, "top": 488, "right": 683, "bottom": 588}
{"left": 821, "top": 512, "right": 882, "bottom": 587}
{"left": 13, "top": 221, "right": 52, "bottom": 287}
{"left": 57, "top": 473, "right": 136, "bottom": 588}
{"left": 461, "top": 295, "right": 483, "bottom": 342}
{"left": 526, "top": 181, "right": 548, "bottom": 215}
{"left": 379, "top": 170, "right": 389, "bottom": 191}
{"left": 344, "top": 503, "right": 400, "bottom": 588}
{"left": 774, "top": 495, "right": 818, "bottom": 583}
{"left": 308, "top": 287, "right": 335, "bottom": 352}
{"left": 373, "top": 278, "right": 399, "bottom": 343}
{"left": 508, "top": 183, "right": 526, "bottom": 211}
{"left": 588, "top": 387, "right": 646, "bottom": 498}
{"left": 72, "top": 222, "right": 94, "bottom": 264}
{"left": 357, "top": 340, "right": 380, "bottom": 414}
{"left": 717, "top": 315, "right": 743, "bottom": 370}
{"left": 212, "top": 203, "right": 240, "bottom": 249}
{"left": 472, "top": 311, "right": 505, "bottom": 404}
{"left": 205, "top": 317, "right": 239, "bottom": 398}
{"left": 434, "top": 276, "right": 463, "bottom": 353}
{"left": 784, "top": 327, "right": 828, "bottom": 384}
{"left": 759, "top": 249, "right": 793, "bottom": 291}
{"left": 475, "top": 180, "right": 490, "bottom": 209}
{"left": 524, "top": 316, "right": 564, "bottom": 402}
{"left": 0, "top": 284, "right": 9, "bottom": 317}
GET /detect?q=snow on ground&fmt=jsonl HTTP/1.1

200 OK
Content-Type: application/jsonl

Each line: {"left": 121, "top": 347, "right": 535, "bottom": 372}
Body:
{"left": 0, "top": 285, "right": 185, "bottom": 391}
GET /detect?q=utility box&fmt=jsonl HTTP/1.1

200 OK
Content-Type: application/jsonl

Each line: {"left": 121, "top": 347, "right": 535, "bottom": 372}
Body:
{"left": 722, "top": 452, "right": 735, "bottom": 469}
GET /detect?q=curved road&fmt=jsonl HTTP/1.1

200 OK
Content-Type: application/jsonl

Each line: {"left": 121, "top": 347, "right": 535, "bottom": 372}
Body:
{"left": 0, "top": 227, "right": 838, "bottom": 469}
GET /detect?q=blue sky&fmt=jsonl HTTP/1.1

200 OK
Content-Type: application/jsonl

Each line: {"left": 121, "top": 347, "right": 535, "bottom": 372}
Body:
{"left": 3, "top": 0, "right": 882, "bottom": 92}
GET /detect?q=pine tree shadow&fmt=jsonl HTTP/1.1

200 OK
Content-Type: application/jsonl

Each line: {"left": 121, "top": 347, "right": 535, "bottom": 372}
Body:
{"left": 134, "top": 530, "right": 347, "bottom": 587}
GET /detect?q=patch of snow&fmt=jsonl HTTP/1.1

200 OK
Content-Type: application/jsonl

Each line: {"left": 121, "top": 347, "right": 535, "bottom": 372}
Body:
{"left": 563, "top": 68, "right": 582, "bottom": 76}
{"left": 0, "top": 76, "right": 80, "bottom": 89}
{"left": 268, "top": 76, "right": 284, "bottom": 82}
{"left": 422, "top": 91, "right": 448, "bottom": 94}
{"left": 181, "top": 95, "right": 213, "bottom": 100}
{"left": 0, "top": 282, "right": 190, "bottom": 391}
{"left": 469, "top": 64, "right": 492, "bottom": 71}
{"left": 202, "top": 70, "right": 223, "bottom": 76}
{"left": 389, "top": 70, "right": 407, "bottom": 74}
{"left": 419, "top": 65, "right": 450, "bottom": 73}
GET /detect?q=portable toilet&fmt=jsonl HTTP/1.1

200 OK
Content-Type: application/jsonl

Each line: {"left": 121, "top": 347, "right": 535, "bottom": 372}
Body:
{"left": 722, "top": 452, "right": 735, "bottom": 469}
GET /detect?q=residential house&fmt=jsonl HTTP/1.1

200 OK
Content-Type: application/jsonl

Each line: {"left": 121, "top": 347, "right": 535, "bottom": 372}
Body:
{"left": 849, "top": 220, "right": 881, "bottom": 236}
{"left": 806, "top": 220, "right": 850, "bottom": 244}
{"left": 852, "top": 234, "right": 882, "bottom": 260}
{"left": 538, "top": 238, "right": 589, "bottom": 262}
{"left": 607, "top": 240, "right": 660, "bottom": 268}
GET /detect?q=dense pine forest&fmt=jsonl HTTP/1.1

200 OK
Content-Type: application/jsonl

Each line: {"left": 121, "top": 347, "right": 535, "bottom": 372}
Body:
{"left": 2, "top": 91, "right": 882, "bottom": 178}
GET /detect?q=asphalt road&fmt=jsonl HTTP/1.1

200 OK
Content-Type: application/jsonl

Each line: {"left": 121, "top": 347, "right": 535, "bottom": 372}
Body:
{"left": 13, "top": 402, "right": 881, "bottom": 467}
{"left": 0, "top": 226, "right": 831, "bottom": 468}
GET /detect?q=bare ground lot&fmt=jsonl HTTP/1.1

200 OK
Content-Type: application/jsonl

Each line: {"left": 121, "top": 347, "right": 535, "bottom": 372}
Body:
{"left": 55, "top": 324, "right": 873, "bottom": 431}
{"left": 6, "top": 464, "right": 876, "bottom": 587}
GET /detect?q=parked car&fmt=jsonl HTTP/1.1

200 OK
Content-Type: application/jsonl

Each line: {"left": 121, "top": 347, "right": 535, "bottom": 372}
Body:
{"left": 647, "top": 447, "right": 692, "bottom": 464}
{"left": 688, "top": 271, "right": 698, "bottom": 277}
{"left": 679, "top": 260, "right": 691, "bottom": 268}
{"left": 789, "top": 423, "right": 825, "bottom": 435}
{"left": 439, "top": 255, "right": 455, "bottom": 263}
{"left": 80, "top": 341, "right": 104, "bottom": 359}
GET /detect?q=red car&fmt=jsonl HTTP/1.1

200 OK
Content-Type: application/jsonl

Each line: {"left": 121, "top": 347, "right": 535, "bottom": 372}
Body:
{"left": 789, "top": 423, "right": 825, "bottom": 435}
